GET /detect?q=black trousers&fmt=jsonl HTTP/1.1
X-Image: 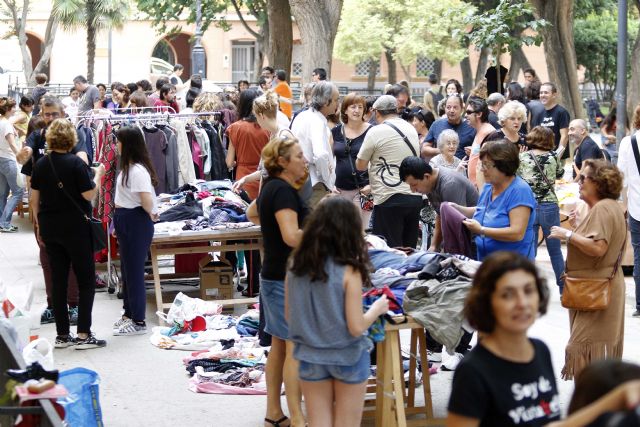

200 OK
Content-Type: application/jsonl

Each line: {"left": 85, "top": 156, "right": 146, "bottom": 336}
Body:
{"left": 372, "top": 195, "right": 422, "bottom": 248}
{"left": 426, "top": 328, "right": 474, "bottom": 354}
{"left": 40, "top": 214, "right": 96, "bottom": 336}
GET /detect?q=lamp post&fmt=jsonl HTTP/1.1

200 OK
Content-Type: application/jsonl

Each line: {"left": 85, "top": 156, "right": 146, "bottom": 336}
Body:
{"left": 191, "top": 0, "right": 206, "bottom": 78}
{"left": 615, "top": 0, "right": 627, "bottom": 148}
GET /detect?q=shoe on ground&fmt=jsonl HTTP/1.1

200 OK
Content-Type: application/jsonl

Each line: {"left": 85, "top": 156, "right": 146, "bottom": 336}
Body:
{"left": 41, "top": 307, "right": 55, "bottom": 324}
{"left": 427, "top": 350, "right": 442, "bottom": 363}
{"left": 441, "top": 352, "right": 464, "bottom": 371}
{"left": 633, "top": 310, "right": 640, "bottom": 317}
{"left": 0, "top": 225, "right": 18, "bottom": 233}
{"left": 54, "top": 334, "right": 76, "bottom": 348}
{"left": 75, "top": 333, "right": 107, "bottom": 350}
{"left": 113, "top": 320, "right": 147, "bottom": 336}
{"left": 113, "top": 316, "right": 130, "bottom": 330}
{"left": 68, "top": 306, "right": 78, "bottom": 326}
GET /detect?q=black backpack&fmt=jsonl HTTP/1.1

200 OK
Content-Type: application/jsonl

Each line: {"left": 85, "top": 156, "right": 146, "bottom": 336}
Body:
{"left": 429, "top": 87, "right": 444, "bottom": 108}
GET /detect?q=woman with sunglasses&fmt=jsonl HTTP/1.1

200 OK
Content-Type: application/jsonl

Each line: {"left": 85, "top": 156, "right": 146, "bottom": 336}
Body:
{"left": 465, "top": 97, "right": 498, "bottom": 188}
{"left": 451, "top": 139, "right": 536, "bottom": 261}
{"left": 548, "top": 159, "right": 626, "bottom": 381}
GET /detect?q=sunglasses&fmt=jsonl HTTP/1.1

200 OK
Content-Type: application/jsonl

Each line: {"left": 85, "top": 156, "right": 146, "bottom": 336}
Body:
{"left": 578, "top": 174, "right": 592, "bottom": 183}
{"left": 465, "top": 110, "right": 477, "bottom": 115}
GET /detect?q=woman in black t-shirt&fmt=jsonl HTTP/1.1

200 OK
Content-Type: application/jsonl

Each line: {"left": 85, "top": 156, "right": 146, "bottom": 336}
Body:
{"left": 246, "top": 134, "right": 308, "bottom": 427}
{"left": 447, "top": 251, "right": 561, "bottom": 427}
{"left": 30, "top": 119, "right": 106, "bottom": 350}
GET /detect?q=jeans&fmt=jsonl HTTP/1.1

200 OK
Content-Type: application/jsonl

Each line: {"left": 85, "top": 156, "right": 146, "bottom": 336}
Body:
{"left": 630, "top": 215, "right": 640, "bottom": 311}
{"left": 534, "top": 202, "right": 565, "bottom": 293}
{"left": 0, "top": 157, "right": 24, "bottom": 228}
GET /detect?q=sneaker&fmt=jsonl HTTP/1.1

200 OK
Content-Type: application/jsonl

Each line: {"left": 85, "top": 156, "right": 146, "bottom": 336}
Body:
{"left": 113, "top": 320, "right": 147, "bottom": 336}
{"left": 41, "top": 307, "right": 55, "bottom": 324}
{"left": 441, "top": 352, "right": 464, "bottom": 371}
{"left": 113, "top": 316, "right": 130, "bottom": 330}
{"left": 0, "top": 225, "right": 18, "bottom": 233}
{"left": 427, "top": 350, "right": 442, "bottom": 363}
{"left": 633, "top": 310, "right": 640, "bottom": 317}
{"left": 54, "top": 334, "right": 76, "bottom": 348}
{"left": 68, "top": 306, "right": 78, "bottom": 326}
{"left": 75, "top": 333, "right": 107, "bottom": 350}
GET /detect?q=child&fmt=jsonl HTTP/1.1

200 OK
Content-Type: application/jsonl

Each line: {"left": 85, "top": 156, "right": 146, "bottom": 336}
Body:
{"left": 286, "top": 196, "right": 389, "bottom": 427}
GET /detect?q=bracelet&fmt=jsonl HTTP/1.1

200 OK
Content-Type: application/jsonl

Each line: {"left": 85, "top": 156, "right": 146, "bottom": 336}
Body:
{"left": 566, "top": 230, "right": 573, "bottom": 243}
{"left": 480, "top": 226, "right": 486, "bottom": 238}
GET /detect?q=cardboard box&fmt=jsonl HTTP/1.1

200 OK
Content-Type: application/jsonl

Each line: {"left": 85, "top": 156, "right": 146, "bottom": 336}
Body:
{"left": 198, "top": 255, "right": 234, "bottom": 301}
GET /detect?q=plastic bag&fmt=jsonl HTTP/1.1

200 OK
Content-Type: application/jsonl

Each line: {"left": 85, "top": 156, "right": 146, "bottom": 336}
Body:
{"left": 157, "top": 292, "right": 222, "bottom": 325}
{"left": 58, "top": 368, "right": 104, "bottom": 427}
{"left": 22, "top": 338, "right": 54, "bottom": 370}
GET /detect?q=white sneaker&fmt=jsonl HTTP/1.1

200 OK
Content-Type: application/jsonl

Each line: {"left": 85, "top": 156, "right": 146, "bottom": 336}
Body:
{"left": 113, "top": 320, "right": 147, "bottom": 336}
{"left": 427, "top": 350, "right": 442, "bottom": 363}
{"left": 441, "top": 352, "right": 464, "bottom": 371}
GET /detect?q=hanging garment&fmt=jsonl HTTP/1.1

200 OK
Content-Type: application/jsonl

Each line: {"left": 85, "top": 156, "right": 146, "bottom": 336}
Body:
{"left": 142, "top": 127, "right": 168, "bottom": 194}
{"left": 158, "top": 125, "right": 180, "bottom": 193}
{"left": 188, "top": 129, "right": 203, "bottom": 179}
{"left": 193, "top": 126, "right": 211, "bottom": 177}
{"left": 202, "top": 121, "right": 229, "bottom": 181}
{"left": 170, "top": 119, "right": 197, "bottom": 186}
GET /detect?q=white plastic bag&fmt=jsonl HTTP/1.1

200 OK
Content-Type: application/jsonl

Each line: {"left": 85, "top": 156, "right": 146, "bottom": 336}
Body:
{"left": 22, "top": 337, "right": 54, "bottom": 370}
{"left": 157, "top": 292, "right": 222, "bottom": 325}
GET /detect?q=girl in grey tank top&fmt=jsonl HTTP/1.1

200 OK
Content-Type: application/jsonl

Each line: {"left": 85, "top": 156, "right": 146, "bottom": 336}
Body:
{"left": 286, "top": 197, "right": 389, "bottom": 426}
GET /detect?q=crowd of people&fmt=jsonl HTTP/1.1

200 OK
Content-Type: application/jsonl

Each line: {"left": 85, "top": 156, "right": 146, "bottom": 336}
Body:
{"left": 2, "top": 62, "right": 640, "bottom": 426}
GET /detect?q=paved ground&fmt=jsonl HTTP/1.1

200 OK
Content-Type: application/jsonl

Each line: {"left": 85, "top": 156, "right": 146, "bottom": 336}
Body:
{"left": 2, "top": 213, "right": 640, "bottom": 427}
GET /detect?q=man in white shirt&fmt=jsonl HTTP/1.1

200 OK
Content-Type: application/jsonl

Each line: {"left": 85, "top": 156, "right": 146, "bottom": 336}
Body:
{"left": 618, "top": 108, "right": 640, "bottom": 316}
{"left": 356, "top": 95, "right": 422, "bottom": 247}
{"left": 290, "top": 81, "right": 339, "bottom": 208}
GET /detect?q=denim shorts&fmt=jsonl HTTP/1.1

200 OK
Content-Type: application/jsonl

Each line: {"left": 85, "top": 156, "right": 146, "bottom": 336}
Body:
{"left": 259, "top": 276, "right": 288, "bottom": 340}
{"left": 298, "top": 349, "right": 371, "bottom": 384}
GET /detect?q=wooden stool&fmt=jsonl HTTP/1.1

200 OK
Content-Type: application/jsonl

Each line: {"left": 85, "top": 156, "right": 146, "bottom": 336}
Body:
{"left": 363, "top": 316, "right": 445, "bottom": 427}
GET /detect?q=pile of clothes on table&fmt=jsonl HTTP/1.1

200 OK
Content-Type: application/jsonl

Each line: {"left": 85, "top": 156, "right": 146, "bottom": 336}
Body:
{"left": 150, "top": 296, "right": 268, "bottom": 394}
{"left": 365, "top": 235, "right": 481, "bottom": 354}
{"left": 154, "top": 180, "right": 255, "bottom": 234}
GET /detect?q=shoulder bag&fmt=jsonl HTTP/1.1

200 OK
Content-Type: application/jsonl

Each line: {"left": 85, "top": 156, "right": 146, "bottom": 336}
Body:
{"left": 561, "top": 229, "right": 626, "bottom": 311}
{"left": 47, "top": 155, "right": 107, "bottom": 253}
{"left": 528, "top": 151, "right": 556, "bottom": 195}
{"left": 384, "top": 121, "right": 418, "bottom": 156}
{"left": 342, "top": 126, "right": 373, "bottom": 211}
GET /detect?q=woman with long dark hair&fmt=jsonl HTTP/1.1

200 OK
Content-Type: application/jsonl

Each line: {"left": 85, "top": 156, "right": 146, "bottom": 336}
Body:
{"left": 287, "top": 197, "right": 389, "bottom": 427}
{"left": 112, "top": 126, "right": 158, "bottom": 336}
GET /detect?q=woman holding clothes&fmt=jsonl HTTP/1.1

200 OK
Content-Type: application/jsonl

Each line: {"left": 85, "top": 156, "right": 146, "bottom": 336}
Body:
{"left": 517, "top": 126, "right": 565, "bottom": 293}
{"left": 452, "top": 139, "right": 536, "bottom": 261}
{"left": 30, "top": 119, "right": 106, "bottom": 349}
{"left": 331, "top": 92, "right": 372, "bottom": 229}
{"left": 112, "top": 126, "right": 158, "bottom": 336}
{"left": 548, "top": 159, "right": 627, "bottom": 381}
{"left": 246, "top": 134, "right": 309, "bottom": 427}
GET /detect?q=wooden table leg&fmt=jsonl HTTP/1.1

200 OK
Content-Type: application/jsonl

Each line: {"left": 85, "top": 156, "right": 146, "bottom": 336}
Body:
{"left": 375, "top": 340, "right": 386, "bottom": 427}
{"left": 417, "top": 329, "right": 434, "bottom": 418}
{"left": 407, "top": 329, "right": 418, "bottom": 408}
{"left": 389, "top": 331, "right": 408, "bottom": 427}
{"left": 150, "top": 245, "right": 163, "bottom": 321}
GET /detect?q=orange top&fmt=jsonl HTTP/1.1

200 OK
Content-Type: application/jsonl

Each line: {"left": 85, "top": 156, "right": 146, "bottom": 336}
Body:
{"left": 274, "top": 81, "right": 293, "bottom": 119}
{"left": 226, "top": 120, "right": 269, "bottom": 200}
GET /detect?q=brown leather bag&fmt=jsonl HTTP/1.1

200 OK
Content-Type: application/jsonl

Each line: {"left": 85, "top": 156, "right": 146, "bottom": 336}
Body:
{"left": 561, "top": 233, "right": 626, "bottom": 311}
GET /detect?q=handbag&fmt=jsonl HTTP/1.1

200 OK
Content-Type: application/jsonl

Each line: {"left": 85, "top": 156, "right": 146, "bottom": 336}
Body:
{"left": 561, "top": 233, "right": 626, "bottom": 311}
{"left": 47, "top": 155, "right": 107, "bottom": 253}
{"left": 342, "top": 125, "right": 374, "bottom": 211}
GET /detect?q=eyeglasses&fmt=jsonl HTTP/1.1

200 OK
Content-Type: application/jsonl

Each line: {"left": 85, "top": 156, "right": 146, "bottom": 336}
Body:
{"left": 578, "top": 174, "right": 592, "bottom": 183}
{"left": 480, "top": 161, "right": 495, "bottom": 170}
{"left": 43, "top": 112, "right": 61, "bottom": 118}
{"left": 465, "top": 110, "right": 477, "bottom": 115}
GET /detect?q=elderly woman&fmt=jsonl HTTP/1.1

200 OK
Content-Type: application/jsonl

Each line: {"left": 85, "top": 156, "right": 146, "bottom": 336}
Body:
{"left": 452, "top": 139, "right": 536, "bottom": 260}
{"left": 429, "top": 129, "right": 467, "bottom": 174}
{"left": 487, "top": 100, "right": 528, "bottom": 148}
{"left": 30, "top": 119, "right": 106, "bottom": 349}
{"left": 246, "top": 134, "right": 308, "bottom": 427}
{"left": 549, "top": 159, "right": 627, "bottom": 381}
{"left": 332, "top": 92, "right": 373, "bottom": 228}
{"left": 517, "top": 126, "right": 565, "bottom": 293}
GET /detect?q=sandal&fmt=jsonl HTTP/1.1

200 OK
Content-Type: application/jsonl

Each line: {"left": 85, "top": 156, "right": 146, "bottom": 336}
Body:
{"left": 264, "top": 416, "right": 290, "bottom": 427}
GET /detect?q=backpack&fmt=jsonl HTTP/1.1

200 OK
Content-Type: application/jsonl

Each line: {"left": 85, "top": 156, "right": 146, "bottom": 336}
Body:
{"left": 429, "top": 87, "right": 444, "bottom": 108}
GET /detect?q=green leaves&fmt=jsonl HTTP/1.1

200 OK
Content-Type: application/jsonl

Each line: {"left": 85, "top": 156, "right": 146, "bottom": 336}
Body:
{"left": 134, "top": 0, "right": 231, "bottom": 34}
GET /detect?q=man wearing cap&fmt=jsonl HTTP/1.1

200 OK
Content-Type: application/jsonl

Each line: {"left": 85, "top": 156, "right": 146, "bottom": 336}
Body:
{"left": 356, "top": 95, "right": 422, "bottom": 247}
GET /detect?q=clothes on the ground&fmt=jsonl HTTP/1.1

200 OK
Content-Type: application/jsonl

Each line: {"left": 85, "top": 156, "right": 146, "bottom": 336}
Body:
{"left": 287, "top": 258, "right": 372, "bottom": 366}
{"left": 448, "top": 339, "right": 561, "bottom": 426}
{"left": 562, "top": 198, "right": 626, "bottom": 380}
{"left": 473, "top": 177, "right": 536, "bottom": 260}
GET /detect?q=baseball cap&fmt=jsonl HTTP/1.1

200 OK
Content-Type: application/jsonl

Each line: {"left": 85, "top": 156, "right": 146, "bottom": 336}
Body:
{"left": 372, "top": 95, "right": 398, "bottom": 113}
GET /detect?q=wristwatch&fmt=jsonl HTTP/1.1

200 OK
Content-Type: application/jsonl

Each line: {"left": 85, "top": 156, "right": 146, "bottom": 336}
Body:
{"left": 565, "top": 230, "right": 573, "bottom": 241}
{"left": 480, "top": 226, "right": 486, "bottom": 238}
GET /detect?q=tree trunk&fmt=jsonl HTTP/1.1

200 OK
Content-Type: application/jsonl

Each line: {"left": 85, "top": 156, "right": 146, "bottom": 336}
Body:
{"left": 475, "top": 47, "right": 491, "bottom": 85}
{"left": 495, "top": 48, "right": 501, "bottom": 94}
{"left": 385, "top": 48, "right": 397, "bottom": 84}
{"left": 367, "top": 59, "right": 378, "bottom": 92}
{"left": 628, "top": 0, "right": 640, "bottom": 125}
{"left": 531, "top": 0, "right": 584, "bottom": 119}
{"left": 87, "top": 22, "right": 96, "bottom": 83}
{"left": 253, "top": 33, "right": 266, "bottom": 84}
{"left": 290, "top": 0, "right": 343, "bottom": 84}
{"left": 33, "top": 13, "right": 58, "bottom": 78}
{"left": 266, "top": 0, "right": 292, "bottom": 74}
{"left": 434, "top": 59, "right": 442, "bottom": 80}
{"left": 460, "top": 56, "right": 473, "bottom": 93}
{"left": 509, "top": 45, "right": 532, "bottom": 82}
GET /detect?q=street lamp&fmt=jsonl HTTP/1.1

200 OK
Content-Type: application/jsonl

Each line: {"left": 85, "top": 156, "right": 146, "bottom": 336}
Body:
{"left": 191, "top": 0, "right": 206, "bottom": 78}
